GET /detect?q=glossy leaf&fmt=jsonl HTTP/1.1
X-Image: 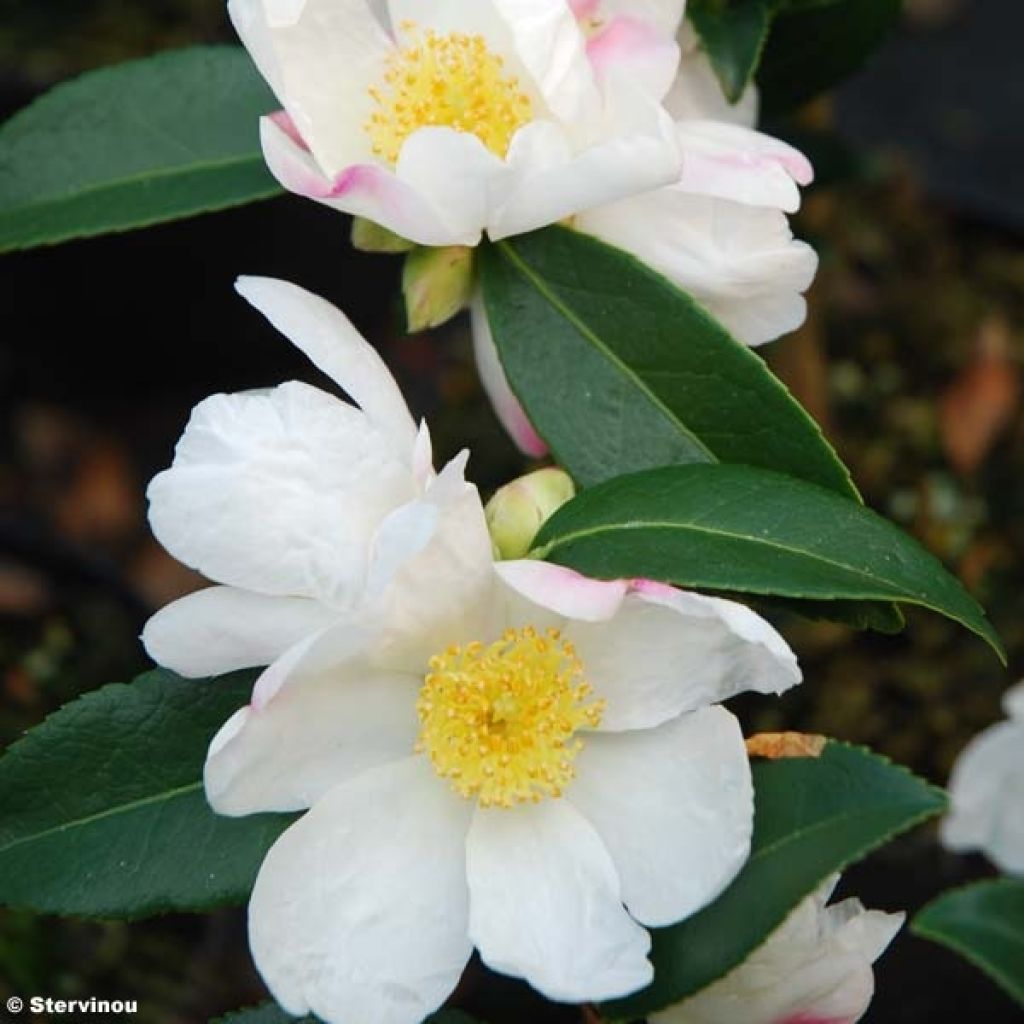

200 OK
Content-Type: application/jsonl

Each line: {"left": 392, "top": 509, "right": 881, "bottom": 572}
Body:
{"left": 757, "top": 0, "right": 902, "bottom": 115}
{"left": 913, "top": 879, "right": 1024, "bottom": 1007}
{"left": 479, "top": 227, "right": 856, "bottom": 498}
{"left": 0, "top": 668, "right": 294, "bottom": 918}
{"left": 689, "top": 0, "right": 773, "bottom": 102}
{"left": 604, "top": 742, "right": 945, "bottom": 1019}
{"left": 0, "top": 46, "right": 280, "bottom": 253}
{"left": 533, "top": 464, "right": 1003, "bottom": 658}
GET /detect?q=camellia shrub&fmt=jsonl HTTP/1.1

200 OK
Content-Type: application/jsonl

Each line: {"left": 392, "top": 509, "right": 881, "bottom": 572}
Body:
{"left": 0, "top": 2, "right": 1021, "bottom": 1022}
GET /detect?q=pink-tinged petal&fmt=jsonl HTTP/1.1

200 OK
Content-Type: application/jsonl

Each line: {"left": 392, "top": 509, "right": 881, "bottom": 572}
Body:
{"left": 260, "top": 116, "right": 478, "bottom": 246}
{"left": 495, "top": 561, "right": 628, "bottom": 622}
{"left": 588, "top": 16, "right": 680, "bottom": 101}
{"left": 571, "top": 0, "right": 600, "bottom": 16}
{"left": 142, "top": 585, "right": 338, "bottom": 679}
{"left": 234, "top": 276, "right": 418, "bottom": 452}
{"left": 267, "top": 108, "right": 307, "bottom": 149}
{"left": 676, "top": 121, "right": 814, "bottom": 213}
{"left": 248, "top": 758, "right": 473, "bottom": 1024}
{"left": 469, "top": 293, "right": 549, "bottom": 457}
{"left": 599, "top": 0, "right": 686, "bottom": 36}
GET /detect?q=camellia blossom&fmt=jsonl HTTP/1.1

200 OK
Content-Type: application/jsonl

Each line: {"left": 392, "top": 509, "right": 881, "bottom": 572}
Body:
{"left": 142, "top": 275, "right": 480, "bottom": 679}
{"left": 651, "top": 875, "right": 903, "bottom": 1024}
{"left": 144, "top": 352, "right": 803, "bottom": 1020}
{"left": 228, "top": 0, "right": 685, "bottom": 247}
{"left": 940, "top": 680, "right": 1024, "bottom": 875}
{"left": 471, "top": 5, "right": 818, "bottom": 455}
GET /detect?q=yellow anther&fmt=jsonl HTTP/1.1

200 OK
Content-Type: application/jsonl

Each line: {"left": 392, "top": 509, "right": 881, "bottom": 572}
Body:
{"left": 416, "top": 627, "right": 605, "bottom": 808}
{"left": 365, "top": 25, "right": 533, "bottom": 165}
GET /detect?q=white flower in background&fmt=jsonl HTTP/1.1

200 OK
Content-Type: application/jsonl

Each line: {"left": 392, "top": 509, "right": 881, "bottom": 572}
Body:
{"left": 229, "top": 0, "right": 685, "bottom": 247}
{"left": 472, "top": 7, "right": 818, "bottom": 454}
{"left": 200, "top": 503, "right": 801, "bottom": 1020}
{"left": 940, "top": 681, "right": 1024, "bottom": 875}
{"left": 142, "top": 276, "right": 481, "bottom": 679}
{"left": 651, "top": 875, "right": 903, "bottom": 1024}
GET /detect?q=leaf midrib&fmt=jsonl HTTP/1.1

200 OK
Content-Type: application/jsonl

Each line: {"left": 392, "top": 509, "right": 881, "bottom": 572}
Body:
{"left": 495, "top": 240, "right": 717, "bottom": 462}
{"left": 537, "top": 516, "right": 936, "bottom": 599}
{"left": 0, "top": 780, "right": 202, "bottom": 856}
{"left": 0, "top": 151, "right": 277, "bottom": 218}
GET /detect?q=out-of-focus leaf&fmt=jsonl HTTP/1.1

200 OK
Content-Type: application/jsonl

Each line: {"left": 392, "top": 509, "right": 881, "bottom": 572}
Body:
{"left": 0, "top": 46, "right": 280, "bottom": 253}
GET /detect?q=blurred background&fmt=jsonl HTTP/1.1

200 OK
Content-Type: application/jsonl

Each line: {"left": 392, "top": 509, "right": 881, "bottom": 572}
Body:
{"left": 1, "top": 0, "right": 1022, "bottom": 1021}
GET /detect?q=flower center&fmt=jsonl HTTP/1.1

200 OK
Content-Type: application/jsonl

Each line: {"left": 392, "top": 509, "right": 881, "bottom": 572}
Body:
{"left": 416, "top": 627, "right": 605, "bottom": 808}
{"left": 365, "top": 24, "right": 534, "bottom": 165}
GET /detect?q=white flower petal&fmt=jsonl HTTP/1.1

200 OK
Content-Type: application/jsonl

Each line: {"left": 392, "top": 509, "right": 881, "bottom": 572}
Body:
{"left": 578, "top": 191, "right": 818, "bottom": 346}
{"left": 941, "top": 717, "right": 1024, "bottom": 875}
{"left": 249, "top": 758, "right": 473, "bottom": 1024}
{"left": 495, "top": 560, "right": 629, "bottom": 622}
{"left": 469, "top": 292, "right": 549, "bottom": 457}
{"left": 1003, "top": 680, "right": 1024, "bottom": 720}
{"left": 665, "top": 23, "right": 758, "bottom": 127}
{"left": 235, "top": 276, "right": 418, "bottom": 449}
{"left": 592, "top": 0, "right": 687, "bottom": 37}
{"left": 368, "top": 453, "right": 498, "bottom": 667}
{"left": 676, "top": 120, "right": 813, "bottom": 213}
{"left": 147, "top": 382, "right": 415, "bottom": 602}
{"left": 488, "top": 101, "right": 681, "bottom": 239}
{"left": 243, "top": 0, "right": 391, "bottom": 174}
{"left": 259, "top": 116, "right": 477, "bottom": 246}
{"left": 587, "top": 16, "right": 681, "bottom": 102}
{"left": 141, "top": 586, "right": 338, "bottom": 678}
{"left": 567, "top": 582, "right": 800, "bottom": 731}
{"left": 205, "top": 642, "right": 419, "bottom": 815}
{"left": 570, "top": 707, "right": 753, "bottom": 926}
{"left": 652, "top": 877, "right": 903, "bottom": 1024}
{"left": 466, "top": 799, "right": 653, "bottom": 1002}
{"left": 395, "top": 127, "right": 508, "bottom": 242}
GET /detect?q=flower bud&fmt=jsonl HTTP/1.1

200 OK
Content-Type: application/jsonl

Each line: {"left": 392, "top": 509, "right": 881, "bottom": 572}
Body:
{"left": 403, "top": 246, "right": 474, "bottom": 332}
{"left": 351, "top": 216, "right": 415, "bottom": 253}
{"left": 485, "top": 468, "right": 575, "bottom": 560}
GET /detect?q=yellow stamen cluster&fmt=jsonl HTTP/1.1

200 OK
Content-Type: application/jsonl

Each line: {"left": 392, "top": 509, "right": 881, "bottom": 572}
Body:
{"left": 416, "top": 627, "right": 605, "bottom": 808}
{"left": 365, "top": 24, "right": 533, "bottom": 165}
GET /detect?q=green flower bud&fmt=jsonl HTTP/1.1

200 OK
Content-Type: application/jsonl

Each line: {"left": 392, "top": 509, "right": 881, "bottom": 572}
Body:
{"left": 402, "top": 246, "right": 474, "bottom": 332}
{"left": 485, "top": 468, "right": 576, "bottom": 560}
{"left": 350, "top": 217, "right": 415, "bottom": 253}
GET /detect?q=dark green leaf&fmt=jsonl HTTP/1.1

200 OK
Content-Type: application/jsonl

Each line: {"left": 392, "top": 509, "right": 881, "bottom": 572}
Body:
{"left": 757, "top": 0, "right": 902, "bottom": 115}
{"left": 0, "top": 46, "right": 281, "bottom": 253}
{"left": 0, "top": 668, "right": 295, "bottom": 918}
{"left": 913, "top": 879, "right": 1024, "bottom": 1007}
{"left": 689, "top": 0, "right": 774, "bottom": 102}
{"left": 212, "top": 1003, "right": 480, "bottom": 1024}
{"left": 480, "top": 227, "right": 856, "bottom": 499}
{"left": 604, "top": 742, "right": 945, "bottom": 1019}
{"left": 533, "top": 464, "right": 1003, "bottom": 658}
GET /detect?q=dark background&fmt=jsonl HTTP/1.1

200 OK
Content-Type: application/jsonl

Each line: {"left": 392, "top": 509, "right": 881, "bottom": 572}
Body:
{"left": 1, "top": 0, "right": 1023, "bottom": 1021}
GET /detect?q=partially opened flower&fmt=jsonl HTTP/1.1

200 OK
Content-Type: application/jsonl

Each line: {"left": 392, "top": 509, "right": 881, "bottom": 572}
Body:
{"left": 204, "top": 523, "right": 801, "bottom": 1020}
{"left": 143, "top": 275, "right": 481, "bottom": 679}
{"left": 652, "top": 875, "right": 904, "bottom": 1024}
{"left": 940, "top": 681, "right": 1024, "bottom": 875}
{"left": 471, "top": 12, "right": 818, "bottom": 455}
{"left": 229, "top": 0, "right": 683, "bottom": 247}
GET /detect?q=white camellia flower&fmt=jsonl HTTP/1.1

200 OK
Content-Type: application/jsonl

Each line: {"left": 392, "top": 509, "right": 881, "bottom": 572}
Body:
{"left": 169, "top": 468, "right": 803, "bottom": 1020}
{"left": 471, "top": 6, "right": 818, "bottom": 455}
{"left": 652, "top": 875, "right": 903, "bottom": 1024}
{"left": 228, "top": 0, "right": 685, "bottom": 247}
{"left": 940, "top": 681, "right": 1024, "bottom": 875}
{"left": 142, "top": 275, "right": 479, "bottom": 679}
